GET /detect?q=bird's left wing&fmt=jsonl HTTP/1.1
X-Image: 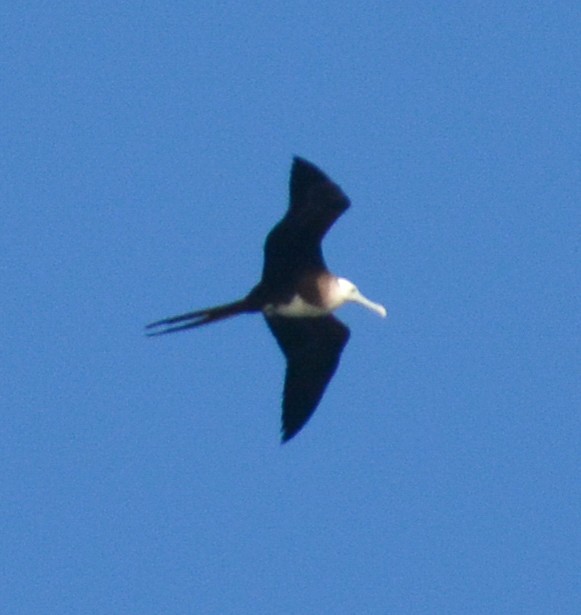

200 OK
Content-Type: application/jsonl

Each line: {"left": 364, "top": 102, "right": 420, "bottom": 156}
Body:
{"left": 261, "top": 158, "right": 351, "bottom": 286}
{"left": 265, "top": 314, "right": 350, "bottom": 442}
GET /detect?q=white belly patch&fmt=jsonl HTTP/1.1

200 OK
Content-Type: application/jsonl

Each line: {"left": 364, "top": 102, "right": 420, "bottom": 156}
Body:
{"left": 264, "top": 295, "right": 330, "bottom": 318}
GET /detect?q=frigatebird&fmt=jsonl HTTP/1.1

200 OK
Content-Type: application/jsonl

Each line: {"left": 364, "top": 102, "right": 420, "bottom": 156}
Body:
{"left": 147, "top": 157, "right": 386, "bottom": 442}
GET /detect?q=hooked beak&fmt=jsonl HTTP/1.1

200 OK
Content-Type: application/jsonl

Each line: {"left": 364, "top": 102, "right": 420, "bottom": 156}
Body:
{"left": 351, "top": 289, "right": 387, "bottom": 318}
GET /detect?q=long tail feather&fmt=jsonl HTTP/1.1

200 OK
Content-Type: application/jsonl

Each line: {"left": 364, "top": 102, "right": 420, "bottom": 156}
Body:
{"left": 146, "top": 299, "right": 252, "bottom": 336}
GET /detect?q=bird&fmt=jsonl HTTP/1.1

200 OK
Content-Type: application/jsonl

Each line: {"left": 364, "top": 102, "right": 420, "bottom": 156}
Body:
{"left": 147, "top": 157, "right": 387, "bottom": 442}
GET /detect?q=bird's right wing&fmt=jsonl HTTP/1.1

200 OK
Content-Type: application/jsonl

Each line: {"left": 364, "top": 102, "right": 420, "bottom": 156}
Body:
{"left": 265, "top": 314, "right": 350, "bottom": 442}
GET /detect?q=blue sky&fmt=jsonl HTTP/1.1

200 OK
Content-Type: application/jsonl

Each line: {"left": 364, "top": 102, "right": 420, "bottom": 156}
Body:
{"left": 2, "top": 2, "right": 579, "bottom": 613}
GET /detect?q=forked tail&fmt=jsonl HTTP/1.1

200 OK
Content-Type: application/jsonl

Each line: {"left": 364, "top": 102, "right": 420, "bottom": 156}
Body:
{"left": 146, "top": 298, "right": 254, "bottom": 336}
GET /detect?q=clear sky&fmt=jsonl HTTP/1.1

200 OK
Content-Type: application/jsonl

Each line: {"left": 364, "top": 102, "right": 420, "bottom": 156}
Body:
{"left": 2, "top": 2, "right": 579, "bottom": 614}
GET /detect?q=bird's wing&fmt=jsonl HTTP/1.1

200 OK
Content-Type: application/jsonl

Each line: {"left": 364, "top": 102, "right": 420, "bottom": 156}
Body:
{"left": 262, "top": 158, "right": 351, "bottom": 286}
{"left": 287, "top": 157, "right": 351, "bottom": 225}
{"left": 265, "top": 314, "right": 350, "bottom": 442}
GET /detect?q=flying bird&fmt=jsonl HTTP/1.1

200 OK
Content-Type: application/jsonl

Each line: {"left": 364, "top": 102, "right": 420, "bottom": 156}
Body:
{"left": 147, "top": 157, "right": 386, "bottom": 442}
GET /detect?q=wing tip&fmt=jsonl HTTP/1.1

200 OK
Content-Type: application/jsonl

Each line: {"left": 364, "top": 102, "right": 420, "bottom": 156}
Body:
{"left": 291, "top": 155, "right": 328, "bottom": 180}
{"left": 280, "top": 425, "right": 300, "bottom": 444}
{"left": 290, "top": 157, "right": 350, "bottom": 215}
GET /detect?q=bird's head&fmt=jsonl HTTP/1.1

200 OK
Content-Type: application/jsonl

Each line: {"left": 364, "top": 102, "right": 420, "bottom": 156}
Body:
{"left": 336, "top": 278, "right": 387, "bottom": 317}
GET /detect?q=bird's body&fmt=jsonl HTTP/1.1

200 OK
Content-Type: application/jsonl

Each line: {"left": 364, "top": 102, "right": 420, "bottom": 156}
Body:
{"left": 147, "top": 157, "right": 386, "bottom": 442}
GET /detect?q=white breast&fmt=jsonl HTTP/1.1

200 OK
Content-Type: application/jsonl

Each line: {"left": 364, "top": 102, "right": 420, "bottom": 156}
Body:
{"left": 264, "top": 295, "right": 330, "bottom": 318}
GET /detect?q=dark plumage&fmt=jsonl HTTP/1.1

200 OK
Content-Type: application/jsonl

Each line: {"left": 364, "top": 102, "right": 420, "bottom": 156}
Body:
{"left": 147, "top": 157, "right": 386, "bottom": 442}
